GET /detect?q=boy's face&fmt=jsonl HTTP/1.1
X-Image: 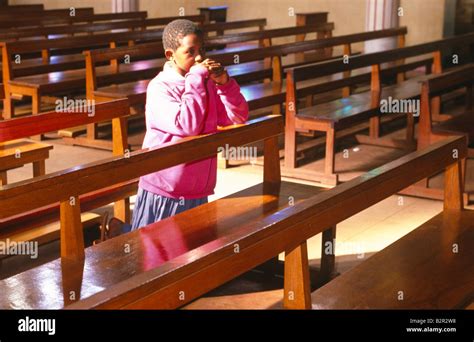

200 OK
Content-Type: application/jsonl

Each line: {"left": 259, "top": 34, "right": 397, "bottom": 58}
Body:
{"left": 166, "top": 33, "right": 203, "bottom": 76}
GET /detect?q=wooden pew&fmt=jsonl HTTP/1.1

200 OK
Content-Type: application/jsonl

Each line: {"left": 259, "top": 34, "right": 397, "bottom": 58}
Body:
{"left": 0, "top": 114, "right": 333, "bottom": 309}
{"left": 0, "top": 17, "right": 268, "bottom": 119}
{"left": 399, "top": 63, "right": 474, "bottom": 202}
{"left": 0, "top": 11, "right": 148, "bottom": 30}
{"left": 0, "top": 115, "right": 331, "bottom": 278}
{"left": 0, "top": 15, "right": 204, "bottom": 41}
{"left": 1, "top": 28, "right": 165, "bottom": 76}
{"left": 1, "top": 23, "right": 332, "bottom": 82}
{"left": 70, "top": 27, "right": 407, "bottom": 150}
{"left": 205, "top": 22, "right": 334, "bottom": 49}
{"left": 311, "top": 138, "right": 472, "bottom": 309}
{"left": 0, "top": 99, "right": 136, "bottom": 251}
{"left": 0, "top": 130, "right": 467, "bottom": 309}
{"left": 0, "top": 29, "right": 166, "bottom": 121}
{"left": 0, "top": 139, "right": 52, "bottom": 186}
{"left": 283, "top": 32, "right": 474, "bottom": 185}
{"left": 0, "top": 7, "right": 94, "bottom": 22}
{"left": 203, "top": 18, "right": 266, "bottom": 36}
{"left": 0, "top": 4, "right": 44, "bottom": 12}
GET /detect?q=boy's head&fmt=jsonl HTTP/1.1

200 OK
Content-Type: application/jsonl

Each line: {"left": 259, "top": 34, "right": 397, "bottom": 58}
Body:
{"left": 163, "top": 19, "right": 204, "bottom": 76}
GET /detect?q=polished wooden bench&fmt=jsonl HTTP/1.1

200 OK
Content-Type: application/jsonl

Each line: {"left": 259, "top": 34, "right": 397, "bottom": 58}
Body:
{"left": 0, "top": 114, "right": 339, "bottom": 309}
{"left": 0, "top": 139, "right": 52, "bottom": 186}
{"left": 0, "top": 29, "right": 165, "bottom": 120}
{"left": 0, "top": 18, "right": 268, "bottom": 120}
{"left": 0, "top": 4, "right": 44, "bottom": 12}
{"left": 2, "top": 23, "right": 332, "bottom": 83}
{"left": 57, "top": 24, "right": 338, "bottom": 147}
{"left": 0, "top": 15, "right": 204, "bottom": 40}
{"left": 71, "top": 27, "right": 407, "bottom": 151}
{"left": 399, "top": 63, "right": 474, "bottom": 203}
{"left": 0, "top": 129, "right": 466, "bottom": 309}
{"left": 0, "top": 11, "right": 147, "bottom": 29}
{"left": 0, "top": 15, "right": 260, "bottom": 41}
{"left": 311, "top": 138, "right": 472, "bottom": 309}
{"left": 284, "top": 32, "right": 474, "bottom": 185}
{"left": 0, "top": 99, "right": 135, "bottom": 255}
{"left": 0, "top": 7, "right": 95, "bottom": 25}
{"left": 205, "top": 22, "right": 334, "bottom": 49}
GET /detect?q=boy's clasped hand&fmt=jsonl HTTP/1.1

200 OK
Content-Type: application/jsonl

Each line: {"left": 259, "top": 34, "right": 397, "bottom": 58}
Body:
{"left": 194, "top": 56, "right": 229, "bottom": 85}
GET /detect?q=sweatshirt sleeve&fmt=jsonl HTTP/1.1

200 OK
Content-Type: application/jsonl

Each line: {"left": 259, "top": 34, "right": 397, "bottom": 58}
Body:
{"left": 146, "top": 65, "right": 209, "bottom": 137}
{"left": 214, "top": 78, "right": 249, "bottom": 126}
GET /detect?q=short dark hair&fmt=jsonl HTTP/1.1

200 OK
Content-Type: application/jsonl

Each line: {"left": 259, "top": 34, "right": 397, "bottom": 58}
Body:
{"left": 162, "top": 19, "right": 203, "bottom": 50}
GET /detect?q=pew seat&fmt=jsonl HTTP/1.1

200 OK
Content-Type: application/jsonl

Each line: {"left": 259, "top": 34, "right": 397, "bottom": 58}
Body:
{"left": 0, "top": 139, "right": 53, "bottom": 185}
{"left": 296, "top": 78, "right": 421, "bottom": 125}
{"left": 311, "top": 209, "right": 474, "bottom": 309}
{"left": 0, "top": 212, "right": 102, "bottom": 256}
{"left": 0, "top": 180, "right": 324, "bottom": 309}
{"left": 93, "top": 79, "right": 150, "bottom": 105}
{"left": 0, "top": 180, "right": 138, "bottom": 252}
{"left": 434, "top": 110, "right": 474, "bottom": 144}
{"left": 8, "top": 59, "right": 163, "bottom": 94}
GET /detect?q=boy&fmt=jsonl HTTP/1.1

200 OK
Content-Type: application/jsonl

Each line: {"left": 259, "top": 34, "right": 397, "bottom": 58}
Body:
{"left": 116, "top": 19, "right": 248, "bottom": 232}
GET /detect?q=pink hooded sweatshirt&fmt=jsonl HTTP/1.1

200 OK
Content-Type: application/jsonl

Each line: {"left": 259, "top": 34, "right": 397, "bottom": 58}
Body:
{"left": 139, "top": 62, "right": 249, "bottom": 199}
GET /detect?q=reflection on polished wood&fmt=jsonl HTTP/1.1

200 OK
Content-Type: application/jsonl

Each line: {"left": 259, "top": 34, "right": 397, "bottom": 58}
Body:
{"left": 0, "top": 135, "right": 466, "bottom": 309}
{"left": 0, "top": 181, "right": 322, "bottom": 309}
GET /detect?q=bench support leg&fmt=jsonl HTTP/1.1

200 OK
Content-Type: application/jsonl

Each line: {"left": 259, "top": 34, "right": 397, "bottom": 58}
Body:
{"left": 369, "top": 116, "right": 380, "bottom": 139}
{"left": 406, "top": 113, "right": 415, "bottom": 143}
{"left": 320, "top": 226, "right": 337, "bottom": 282}
{"left": 87, "top": 124, "right": 98, "bottom": 140}
{"left": 284, "top": 241, "right": 311, "bottom": 309}
{"left": 264, "top": 135, "right": 281, "bottom": 185}
{"left": 32, "top": 160, "right": 46, "bottom": 178}
{"left": 114, "top": 198, "right": 131, "bottom": 224}
{"left": 217, "top": 151, "right": 230, "bottom": 169}
{"left": 60, "top": 197, "right": 85, "bottom": 261}
{"left": 325, "top": 126, "right": 336, "bottom": 176}
{"left": 61, "top": 258, "right": 85, "bottom": 306}
{"left": 444, "top": 160, "right": 464, "bottom": 211}
{"left": 0, "top": 171, "right": 7, "bottom": 186}
{"left": 3, "top": 93, "right": 14, "bottom": 120}
{"left": 31, "top": 92, "right": 43, "bottom": 141}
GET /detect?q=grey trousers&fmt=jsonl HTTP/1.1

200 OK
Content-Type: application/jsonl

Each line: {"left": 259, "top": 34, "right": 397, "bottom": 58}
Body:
{"left": 125, "top": 187, "right": 208, "bottom": 232}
